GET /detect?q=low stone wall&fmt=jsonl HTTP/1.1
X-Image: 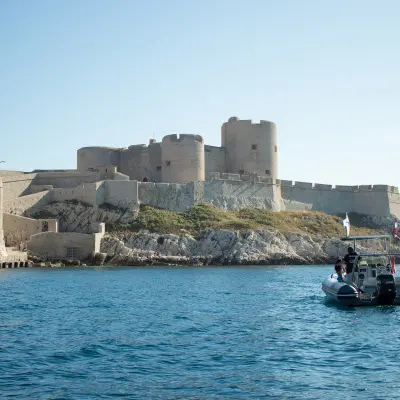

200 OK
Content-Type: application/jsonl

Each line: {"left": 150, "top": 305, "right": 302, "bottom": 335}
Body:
{"left": 3, "top": 213, "right": 58, "bottom": 247}
{"left": 52, "top": 182, "right": 105, "bottom": 207}
{"left": 27, "top": 231, "right": 102, "bottom": 261}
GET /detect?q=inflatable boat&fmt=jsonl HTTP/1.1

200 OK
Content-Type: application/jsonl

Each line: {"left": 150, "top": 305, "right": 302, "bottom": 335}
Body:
{"left": 322, "top": 235, "right": 400, "bottom": 307}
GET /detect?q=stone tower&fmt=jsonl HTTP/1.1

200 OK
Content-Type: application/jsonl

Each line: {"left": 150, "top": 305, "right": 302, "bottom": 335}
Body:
{"left": 221, "top": 117, "right": 278, "bottom": 180}
{"left": 161, "top": 134, "right": 205, "bottom": 183}
{"left": 77, "top": 146, "right": 122, "bottom": 171}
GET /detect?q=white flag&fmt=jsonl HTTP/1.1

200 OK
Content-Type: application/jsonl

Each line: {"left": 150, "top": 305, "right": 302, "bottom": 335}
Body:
{"left": 342, "top": 213, "right": 350, "bottom": 237}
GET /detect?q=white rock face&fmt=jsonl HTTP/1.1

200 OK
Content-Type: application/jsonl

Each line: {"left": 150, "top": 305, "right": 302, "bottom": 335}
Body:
{"left": 27, "top": 201, "right": 138, "bottom": 233}
{"left": 100, "top": 229, "right": 355, "bottom": 265}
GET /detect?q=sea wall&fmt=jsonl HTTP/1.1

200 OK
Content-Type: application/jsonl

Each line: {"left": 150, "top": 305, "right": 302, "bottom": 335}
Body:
{"left": 280, "top": 180, "right": 394, "bottom": 217}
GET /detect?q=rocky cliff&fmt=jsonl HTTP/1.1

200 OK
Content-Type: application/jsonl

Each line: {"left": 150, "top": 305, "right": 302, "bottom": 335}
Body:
{"left": 100, "top": 230, "right": 361, "bottom": 266}
{"left": 27, "top": 200, "right": 394, "bottom": 266}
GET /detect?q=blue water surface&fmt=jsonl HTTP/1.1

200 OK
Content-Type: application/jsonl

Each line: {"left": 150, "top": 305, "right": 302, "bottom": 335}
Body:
{"left": 0, "top": 265, "right": 399, "bottom": 400}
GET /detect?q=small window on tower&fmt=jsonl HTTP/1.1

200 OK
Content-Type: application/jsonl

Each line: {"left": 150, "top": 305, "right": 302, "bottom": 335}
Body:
{"left": 275, "top": 145, "right": 277, "bottom": 153}
{"left": 156, "top": 166, "right": 162, "bottom": 171}
{"left": 165, "top": 161, "right": 171, "bottom": 166}
{"left": 251, "top": 144, "right": 258, "bottom": 150}
{"left": 239, "top": 169, "right": 245, "bottom": 175}
{"left": 265, "top": 170, "right": 271, "bottom": 175}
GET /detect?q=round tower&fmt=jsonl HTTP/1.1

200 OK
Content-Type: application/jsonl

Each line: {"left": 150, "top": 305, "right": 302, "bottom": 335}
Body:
{"left": 77, "top": 146, "right": 122, "bottom": 171}
{"left": 221, "top": 117, "right": 278, "bottom": 180}
{"left": 161, "top": 134, "right": 205, "bottom": 183}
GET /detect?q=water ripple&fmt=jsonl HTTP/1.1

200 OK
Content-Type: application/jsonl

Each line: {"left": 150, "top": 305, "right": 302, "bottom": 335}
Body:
{"left": 1, "top": 265, "right": 399, "bottom": 399}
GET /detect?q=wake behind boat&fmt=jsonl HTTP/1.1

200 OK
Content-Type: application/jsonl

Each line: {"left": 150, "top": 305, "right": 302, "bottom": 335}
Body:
{"left": 322, "top": 235, "right": 400, "bottom": 307}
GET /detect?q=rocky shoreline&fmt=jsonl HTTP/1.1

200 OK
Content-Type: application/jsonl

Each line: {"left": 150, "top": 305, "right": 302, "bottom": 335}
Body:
{"left": 29, "top": 228, "right": 362, "bottom": 267}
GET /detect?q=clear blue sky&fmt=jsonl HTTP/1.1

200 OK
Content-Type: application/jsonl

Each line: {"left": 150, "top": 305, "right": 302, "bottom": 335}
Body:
{"left": 1, "top": 0, "right": 399, "bottom": 185}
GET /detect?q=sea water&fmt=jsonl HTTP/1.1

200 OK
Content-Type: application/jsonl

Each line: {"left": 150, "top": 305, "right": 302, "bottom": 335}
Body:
{"left": 0, "top": 265, "right": 399, "bottom": 399}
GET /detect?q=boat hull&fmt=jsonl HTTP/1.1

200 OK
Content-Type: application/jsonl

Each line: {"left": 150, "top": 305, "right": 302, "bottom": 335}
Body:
{"left": 322, "top": 276, "right": 400, "bottom": 307}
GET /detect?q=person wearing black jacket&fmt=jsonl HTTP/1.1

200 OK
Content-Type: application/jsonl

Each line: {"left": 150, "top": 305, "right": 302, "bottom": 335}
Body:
{"left": 343, "top": 246, "right": 358, "bottom": 274}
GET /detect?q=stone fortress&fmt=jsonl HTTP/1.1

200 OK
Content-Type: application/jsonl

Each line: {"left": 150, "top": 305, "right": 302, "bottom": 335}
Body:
{"left": 77, "top": 117, "right": 278, "bottom": 184}
{"left": 1, "top": 115, "right": 400, "bottom": 264}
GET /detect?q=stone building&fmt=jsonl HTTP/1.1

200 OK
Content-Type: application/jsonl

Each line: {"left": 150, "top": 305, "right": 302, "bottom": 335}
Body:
{"left": 77, "top": 117, "right": 278, "bottom": 184}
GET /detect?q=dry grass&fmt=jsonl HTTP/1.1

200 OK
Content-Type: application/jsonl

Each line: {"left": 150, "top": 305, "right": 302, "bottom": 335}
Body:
{"left": 108, "top": 203, "right": 384, "bottom": 238}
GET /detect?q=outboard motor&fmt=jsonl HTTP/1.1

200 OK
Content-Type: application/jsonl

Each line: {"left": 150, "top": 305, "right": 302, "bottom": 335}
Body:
{"left": 376, "top": 274, "right": 397, "bottom": 305}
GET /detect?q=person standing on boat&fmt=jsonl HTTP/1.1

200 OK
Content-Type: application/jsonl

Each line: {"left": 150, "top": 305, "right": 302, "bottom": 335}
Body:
{"left": 334, "top": 263, "right": 345, "bottom": 282}
{"left": 334, "top": 259, "right": 346, "bottom": 282}
{"left": 343, "top": 246, "right": 358, "bottom": 274}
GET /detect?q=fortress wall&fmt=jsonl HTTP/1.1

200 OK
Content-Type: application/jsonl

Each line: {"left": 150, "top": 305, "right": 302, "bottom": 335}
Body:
{"left": 282, "top": 181, "right": 392, "bottom": 217}
{"left": 3, "top": 191, "right": 53, "bottom": 215}
{"left": 200, "top": 179, "right": 283, "bottom": 211}
{"left": 52, "top": 182, "right": 105, "bottom": 207}
{"left": 120, "top": 145, "right": 150, "bottom": 181}
{"left": 353, "top": 189, "right": 390, "bottom": 217}
{"left": 77, "top": 147, "right": 122, "bottom": 171}
{"left": 138, "top": 181, "right": 196, "bottom": 212}
{"left": 33, "top": 171, "right": 101, "bottom": 188}
{"left": 205, "top": 145, "right": 226, "bottom": 178}
{"left": 120, "top": 142, "right": 162, "bottom": 182}
{"left": 2, "top": 173, "right": 37, "bottom": 201}
{"left": 104, "top": 180, "right": 139, "bottom": 209}
{"left": 3, "top": 213, "right": 58, "bottom": 247}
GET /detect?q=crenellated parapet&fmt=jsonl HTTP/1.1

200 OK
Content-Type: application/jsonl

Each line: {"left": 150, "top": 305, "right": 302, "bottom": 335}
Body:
{"left": 277, "top": 180, "right": 399, "bottom": 194}
{"left": 221, "top": 116, "right": 278, "bottom": 181}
